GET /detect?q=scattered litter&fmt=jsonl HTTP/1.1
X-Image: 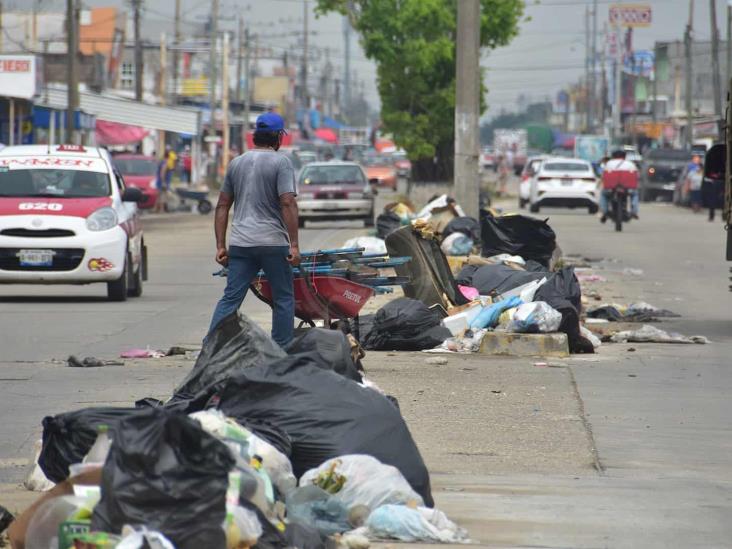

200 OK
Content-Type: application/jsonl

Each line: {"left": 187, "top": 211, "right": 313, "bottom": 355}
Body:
{"left": 426, "top": 329, "right": 487, "bottom": 354}
{"left": 361, "top": 504, "right": 469, "bottom": 543}
{"left": 117, "top": 527, "right": 175, "bottom": 549}
{"left": 343, "top": 236, "right": 388, "bottom": 255}
{"left": 580, "top": 326, "right": 602, "bottom": 349}
{"left": 610, "top": 324, "right": 709, "bottom": 344}
{"left": 584, "top": 318, "right": 610, "bottom": 324}
{"left": 534, "top": 362, "right": 548, "bottom": 368}
{"left": 67, "top": 355, "right": 124, "bottom": 368}
{"left": 587, "top": 302, "right": 680, "bottom": 323}
{"left": 471, "top": 296, "right": 523, "bottom": 330}
{"left": 166, "top": 345, "right": 201, "bottom": 357}
{"left": 425, "top": 357, "right": 448, "bottom": 365}
{"left": 628, "top": 347, "right": 636, "bottom": 352}
{"left": 119, "top": 348, "right": 165, "bottom": 359}
{"left": 458, "top": 285, "right": 479, "bottom": 301}
{"left": 622, "top": 267, "right": 644, "bottom": 276}
{"left": 506, "top": 301, "right": 562, "bottom": 333}
{"left": 576, "top": 274, "right": 607, "bottom": 283}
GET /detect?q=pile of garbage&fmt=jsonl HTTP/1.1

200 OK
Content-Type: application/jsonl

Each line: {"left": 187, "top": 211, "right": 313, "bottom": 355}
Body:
{"left": 353, "top": 198, "right": 595, "bottom": 354}
{"left": 7, "top": 314, "right": 469, "bottom": 548}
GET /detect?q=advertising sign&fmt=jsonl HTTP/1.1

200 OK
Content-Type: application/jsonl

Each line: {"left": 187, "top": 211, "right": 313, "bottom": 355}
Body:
{"left": 574, "top": 135, "right": 609, "bottom": 164}
{"left": 623, "top": 50, "right": 655, "bottom": 77}
{"left": 609, "top": 4, "right": 652, "bottom": 27}
{"left": 0, "top": 55, "right": 39, "bottom": 99}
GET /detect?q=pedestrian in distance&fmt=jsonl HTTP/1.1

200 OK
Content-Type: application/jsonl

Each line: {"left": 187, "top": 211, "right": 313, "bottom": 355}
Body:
{"left": 687, "top": 155, "right": 703, "bottom": 213}
{"left": 153, "top": 153, "right": 168, "bottom": 214}
{"left": 208, "top": 112, "right": 300, "bottom": 347}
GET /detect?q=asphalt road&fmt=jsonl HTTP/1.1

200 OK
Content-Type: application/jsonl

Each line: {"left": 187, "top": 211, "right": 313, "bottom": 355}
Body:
{"left": 1, "top": 185, "right": 731, "bottom": 547}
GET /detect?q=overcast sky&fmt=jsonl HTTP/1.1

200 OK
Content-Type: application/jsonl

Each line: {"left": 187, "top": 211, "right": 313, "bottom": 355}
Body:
{"left": 14, "top": 0, "right": 732, "bottom": 121}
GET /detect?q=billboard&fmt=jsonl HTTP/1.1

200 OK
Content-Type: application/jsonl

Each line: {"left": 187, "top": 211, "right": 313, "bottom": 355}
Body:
{"left": 609, "top": 4, "right": 652, "bottom": 27}
{"left": 0, "top": 56, "right": 39, "bottom": 99}
{"left": 574, "top": 135, "right": 609, "bottom": 164}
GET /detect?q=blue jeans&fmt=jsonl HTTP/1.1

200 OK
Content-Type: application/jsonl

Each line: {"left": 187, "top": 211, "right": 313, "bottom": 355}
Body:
{"left": 600, "top": 189, "right": 639, "bottom": 215}
{"left": 209, "top": 245, "right": 294, "bottom": 347}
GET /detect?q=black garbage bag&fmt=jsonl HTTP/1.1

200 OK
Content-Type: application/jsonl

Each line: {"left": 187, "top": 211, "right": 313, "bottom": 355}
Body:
{"left": 0, "top": 504, "right": 13, "bottom": 534}
{"left": 92, "top": 408, "right": 235, "bottom": 549}
{"left": 456, "top": 263, "right": 545, "bottom": 296}
{"left": 442, "top": 216, "right": 481, "bottom": 244}
{"left": 376, "top": 210, "right": 402, "bottom": 239}
{"left": 173, "top": 312, "right": 286, "bottom": 401}
{"left": 286, "top": 328, "right": 362, "bottom": 382}
{"left": 216, "top": 353, "right": 434, "bottom": 507}
{"left": 534, "top": 267, "right": 593, "bottom": 353}
{"left": 362, "top": 297, "right": 451, "bottom": 351}
{"left": 481, "top": 212, "right": 557, "bottom": 268}
{"left": 38, "top": 407, "right": 145, "bottom": 483}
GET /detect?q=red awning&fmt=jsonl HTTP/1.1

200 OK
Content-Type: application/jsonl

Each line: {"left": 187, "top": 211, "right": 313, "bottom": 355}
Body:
{"left": 95, "top": 119, "right": 149, "bottom": 146}
{"left": 314, "top": 128, "right": 338, "bottom": 143}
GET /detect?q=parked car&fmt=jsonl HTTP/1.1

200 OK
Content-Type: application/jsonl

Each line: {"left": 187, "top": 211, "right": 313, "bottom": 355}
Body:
{"left": 391, "top": 150, "right": 412, "bottom": 179}
{"left": 113, "top": 154, "right": 159, "bottom": 209}
{"left": 296, "top": 162, "right": 376, "bottom": 227}
{"left": 0, "top": 144, "right": 146, "bottom": 301}
{"left": 519, "top": 154, "right": 551, "bottom": 209}
{"left": 480, "top": 147, "right": 497, "bottom": 172}
{"left": 362, "top": 154, "right": 398, "bottom": 190}
{"left": 641, "top": 148, "right": 691, "bottom": 202}
{"left": 529, "top": 157, "right": 598, "bottom": 214}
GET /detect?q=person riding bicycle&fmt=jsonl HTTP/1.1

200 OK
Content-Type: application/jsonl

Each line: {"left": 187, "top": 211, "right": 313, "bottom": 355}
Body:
{"left": 600, "top": 149, "right": 639, "bottom": 223}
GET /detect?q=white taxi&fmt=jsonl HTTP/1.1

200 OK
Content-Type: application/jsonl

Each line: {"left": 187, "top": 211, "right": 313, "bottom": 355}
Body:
{"left": 0, "top": 144, "right": 147, "bottom": 301}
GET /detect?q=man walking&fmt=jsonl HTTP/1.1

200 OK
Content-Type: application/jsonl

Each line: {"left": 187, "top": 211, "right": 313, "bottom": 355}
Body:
{"left": 208, "top": 112, "right": 300, "bottom": 347}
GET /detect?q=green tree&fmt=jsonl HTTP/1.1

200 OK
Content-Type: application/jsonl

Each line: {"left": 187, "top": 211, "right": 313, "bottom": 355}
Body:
{"left": 316, "top": 0, "right": 524, "bottom": 181}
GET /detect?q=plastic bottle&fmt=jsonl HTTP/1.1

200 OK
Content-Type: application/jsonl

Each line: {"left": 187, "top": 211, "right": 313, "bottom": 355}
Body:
{"left": 83, "top": 424, "right": 111, "bottom": 464}
{"left": 250, "top": 455, "right": 275, "bottom": 504}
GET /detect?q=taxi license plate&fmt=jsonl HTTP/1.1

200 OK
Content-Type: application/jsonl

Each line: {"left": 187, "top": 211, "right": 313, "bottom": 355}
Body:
{"left": 561, "top": 179, "right": 573, "bottom": 186}
{"left": 18, "top": 249, "right": 54, "bottom": 267}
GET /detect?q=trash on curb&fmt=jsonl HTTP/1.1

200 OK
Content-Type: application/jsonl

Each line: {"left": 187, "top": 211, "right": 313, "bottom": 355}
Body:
{"left": 119, "top": 348, "right": 166, "bottom": 359}
{"left": 359, "top": 504, "right": 469, "bottom": 543}
{"left": 609, "top": 324, "right": 709, "bottom": 344}
{"left": 362, "top": 298, "right": 451, "bottom": 351}
{"left": 67, "top": 356, "right": 125, "bottom": 368}
{"left": 506, "top": 302, "right": 562, "bottom": 333}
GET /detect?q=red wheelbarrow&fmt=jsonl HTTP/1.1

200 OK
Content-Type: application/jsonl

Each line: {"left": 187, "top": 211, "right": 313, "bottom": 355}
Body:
{"left": 251, "top": 272, "right": 375, "bottom": 337}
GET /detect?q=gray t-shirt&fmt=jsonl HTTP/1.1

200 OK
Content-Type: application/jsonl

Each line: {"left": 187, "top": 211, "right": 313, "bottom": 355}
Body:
{"left": 222, "top": 149, "right": 297, "bottom": 247}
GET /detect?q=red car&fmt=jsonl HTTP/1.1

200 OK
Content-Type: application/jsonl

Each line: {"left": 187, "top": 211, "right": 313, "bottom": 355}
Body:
{"left": 113, "top": 154, "right": 159, "bottom": 209}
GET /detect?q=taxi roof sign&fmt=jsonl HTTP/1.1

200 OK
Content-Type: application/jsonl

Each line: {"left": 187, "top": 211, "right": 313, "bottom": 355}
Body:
{"left": 56, "top": 144, "right": 87, "bottom": 153}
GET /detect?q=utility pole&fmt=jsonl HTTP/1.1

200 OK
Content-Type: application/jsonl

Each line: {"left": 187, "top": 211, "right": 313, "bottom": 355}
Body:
{"left": 208, "top": 0, "right": 219, "bottom": 172}
{"left": 613, "top": 19, "right": 622, "bottom": 141}
{"left": 685, "top": 0, "right": 694, "bottom": 148}
{"left": 590, "top": 0, "right": 597, "bottom": 133}
{"left": 454, "top": 0, "right": 481, "bottom": 220}
{"left": 585, "top": 5, "right": 590, "bottom": 132}
{"left": 172, "top": 0, "right": 181, "bottom": 103}
{"left": 343, "top": 6, "right": 353, "bottom": 120}
{"left": 66, "top": 0, "right": 79, "bottom": 142}
{"left": 652, "top": 43, "right": 658, "bottom": 124}
{"left": 243, "top": 28, "right": 251, "bottom": 150}
{"left": 132, "top": 0, "right": 143, "bottom": 102}
{"left": 236, "top": 16, "right": 243, "bottom": 104}
{"left": 727, "top": 1, "right": 732, "bottom": 88}
{"left": 222, "top": 32, "right": 230, "bottom": 172}
{"left": 710, "top": 0, "right": 722, "bottom": 125}
{"left": 0, "top": 1, "right": 4, "bottom": 53}
{"left": 301, "top": 0, "right": 310, "bottom": 110}
{"left": 158, "top": 33, "right": 167, "bottom": 159}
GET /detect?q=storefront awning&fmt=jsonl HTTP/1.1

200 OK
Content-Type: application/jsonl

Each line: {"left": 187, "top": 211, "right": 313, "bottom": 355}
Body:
{"left": 39, "top": 84, "right": 201, "bottom": 135}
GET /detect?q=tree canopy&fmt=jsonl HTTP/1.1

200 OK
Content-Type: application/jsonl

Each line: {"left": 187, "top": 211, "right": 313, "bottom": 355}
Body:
{"left": 316, "top": 0, "right": 525, "bottom": 180}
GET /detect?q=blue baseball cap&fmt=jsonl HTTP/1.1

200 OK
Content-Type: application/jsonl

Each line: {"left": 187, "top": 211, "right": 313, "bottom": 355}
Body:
{"left": 255, "top": 112, "right": 287, "bottom": 133}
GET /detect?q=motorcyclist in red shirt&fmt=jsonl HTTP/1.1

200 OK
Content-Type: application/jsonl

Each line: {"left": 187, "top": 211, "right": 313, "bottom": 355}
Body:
{"left": 600, "top": 149, "right": 639, "bottom": 223}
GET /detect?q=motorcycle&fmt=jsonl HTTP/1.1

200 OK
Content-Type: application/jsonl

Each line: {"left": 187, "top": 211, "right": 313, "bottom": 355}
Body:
{"left": 609, "top": 186, "right": 631, "bottom": 232}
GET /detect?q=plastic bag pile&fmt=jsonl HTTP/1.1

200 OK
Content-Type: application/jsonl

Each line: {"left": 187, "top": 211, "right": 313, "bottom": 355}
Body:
{"left": 13, "top": 313, "right": 469, "bottom": 548}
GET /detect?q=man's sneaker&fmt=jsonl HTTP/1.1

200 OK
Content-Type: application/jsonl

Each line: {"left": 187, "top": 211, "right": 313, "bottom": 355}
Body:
{"left": 600, "top": 214, "right": 607, "bottom": 224}
{"left": 631, "top": 213, "right": 639, "bottom": 220}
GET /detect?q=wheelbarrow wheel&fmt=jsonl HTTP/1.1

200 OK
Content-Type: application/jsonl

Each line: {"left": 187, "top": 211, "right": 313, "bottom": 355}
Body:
{"left": 197, "top": 199, "right": 213, "bottom": 215}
